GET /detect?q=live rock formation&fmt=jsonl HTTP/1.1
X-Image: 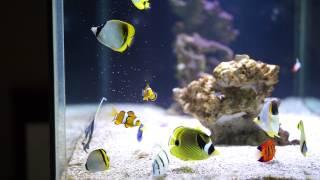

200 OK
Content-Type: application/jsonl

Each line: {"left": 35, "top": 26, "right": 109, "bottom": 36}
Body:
{"left": 174, "top": 54, "right": 294, "bottom": 145}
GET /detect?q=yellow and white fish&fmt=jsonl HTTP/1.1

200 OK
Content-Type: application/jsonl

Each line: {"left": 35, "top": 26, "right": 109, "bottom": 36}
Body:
{"left": 112, "top": 108, "right": 141, "bottom": 128}
{"left": 142, "top": 83, "right": 157, "bottom": 101}
{"left": 168, "top": 126, "right": 219, "bottom": 161}
{"left": 253, "top": 98, "right": 280, "bottom": 138}
{"left": 297, "top": 120, "right": 308, "bottom": 157}
{"left": 131, "top": 0, "right": 151, "bottom": 10}
{"left": 91, "top": 20, "right": 135, "bottom": 53}
{"left": 85, "top": 149, "right": 110, "bottom": 172}
{"left": 152, "top": 149, "right": 170, "bottom": 176}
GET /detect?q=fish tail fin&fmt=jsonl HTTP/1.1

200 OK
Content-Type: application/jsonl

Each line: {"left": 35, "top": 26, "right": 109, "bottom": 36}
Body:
{"left": 110, "top": 107, "right": 118, "bottom": 117}
{"left": 213, "top": 149, "right": 220, "bottom": 155}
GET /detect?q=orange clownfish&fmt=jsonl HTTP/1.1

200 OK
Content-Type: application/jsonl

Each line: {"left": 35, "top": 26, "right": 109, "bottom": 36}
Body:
{"left": 112, "top": 108, "right": 141, "bottom": 128}
{"left": 257, "top": 139, "right": 276, "bottom": 162}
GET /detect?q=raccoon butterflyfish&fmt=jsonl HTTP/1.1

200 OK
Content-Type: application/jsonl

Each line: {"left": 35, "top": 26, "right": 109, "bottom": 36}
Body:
{"left": 253, "top": 99, "right": 280, "bottom": 138}
{"left": 152, "top": 149, "right": 170, "bottom": 176}
{"left": 257, "top": 139, "right": 276, "bottom": 162}
{"left": 91, "top": 20, "right": 135, "bottom": 53}
{"left": 82, "top": 97, "right": 107, "bottom": 152}
{"left": 168, "top": 126, "right": 219, "bottom": 161}
{"left": 297, "top": 120, "right": 308, "bottom": 157}
{"left": 131, "top": 0, "right": 150, "bottom": 10}
{"left": 112, "top": 108, "right": 141, "bottom": 128}
{"left": 292, "top": 58, "right": 301, "bottom": 73}
{"left": 137, "top": 124, "right": 144, "bottom": 142}
{"left": 85, "top": 149, "right": 110, "bottom": 172}
{"left": 142, "top": 83, "right": 157, "bottom": 101}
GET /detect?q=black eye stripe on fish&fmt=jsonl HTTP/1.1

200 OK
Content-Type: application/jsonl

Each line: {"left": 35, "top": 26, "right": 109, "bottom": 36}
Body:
{"left": 197, "top": 134, "right": 206, "bottom": 150}
{"left": 271, "top": 101, "right": 279, "bottom": 115}
{"left": 208, "top": 144, "right": 214, "bottom": 155}
{"left": 96, "top": 25, "right": 104, "bottom": 36}
{"left": 175, "top": 140, "right": 180, "bottom": 146}
{"left": 99, "top": 150, "right": 108, "bottom": 166}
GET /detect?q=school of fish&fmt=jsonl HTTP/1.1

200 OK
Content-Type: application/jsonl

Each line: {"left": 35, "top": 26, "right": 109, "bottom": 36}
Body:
{"left": 81, "top": 1, "right": 309, "bottom": 177}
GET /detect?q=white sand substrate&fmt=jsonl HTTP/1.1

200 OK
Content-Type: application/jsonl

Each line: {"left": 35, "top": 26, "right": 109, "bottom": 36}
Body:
{"left": 63, "top": 98, "right": 320, "bottom": 179}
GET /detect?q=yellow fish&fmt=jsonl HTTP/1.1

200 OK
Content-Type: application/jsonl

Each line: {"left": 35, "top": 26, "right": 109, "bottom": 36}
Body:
{"left": 91, "top": 20, "right": 135, "bottom": 53}
{"left": 142, "top": 83, "right": 157, "bottom": 101}
{"left": 169, "top": 126, "right": 219, "bottom": 161}
{"left": 112, "top": 108, "right": 141, "bottom": 128}
{"left": 297, "top": 120, "right": 308, "bottom": 157}
{"left": 131, "top": 0, "right": 151, "bottom": 10}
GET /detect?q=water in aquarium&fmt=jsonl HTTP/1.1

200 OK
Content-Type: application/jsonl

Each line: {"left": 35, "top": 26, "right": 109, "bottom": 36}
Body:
{"left": 53, "top": 0, "right": 320, "bottom": 179}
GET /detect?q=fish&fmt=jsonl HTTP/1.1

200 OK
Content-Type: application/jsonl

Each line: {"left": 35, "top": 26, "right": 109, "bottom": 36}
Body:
{"left": 91, "top": 20, "right": 135, "bottom": 53}
{"left": 292, "top": 58, "right": 301, "bottom": 73}
{"left": 253, "top": 99, "right": 280, "bottom": 138}
{"left": 137, "top": 124, "right": 144, "bottom": 142}
{"left": 112, "top": 108, "right": 141, "bottom": 128}
{"left": 152, "top": 149, "right": 170, "bottom": 176}
{"left": 168, "top": 126, "right": 218, "bottom": 161}
{"left": 297, "top": 120, "right": 308, "bottom": 157}
{"left": 82, "top": 117, "right": 95, "bottom": 153}
{"left": 257, "top": 139, "right": 276, "bottom": 162}
{"left": 85, "top": 149, "right": 110, "bottom": 172}
{"left": 142, "top": 83, "right": 157, "bottom": 101}
{"left": 131, "top": 0, "right": 151, "bottom": 10}
{"left": 82, "top": 97, "right": 107, "bottom": 152}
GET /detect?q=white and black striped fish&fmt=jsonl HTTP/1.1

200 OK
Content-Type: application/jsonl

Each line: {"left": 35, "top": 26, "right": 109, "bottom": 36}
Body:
{"left": 152, "top": 149, "right": 170, "bottom": 176}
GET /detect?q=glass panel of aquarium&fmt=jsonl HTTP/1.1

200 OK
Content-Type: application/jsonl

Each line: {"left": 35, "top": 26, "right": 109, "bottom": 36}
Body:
{"left": 53, "top": 0, "right": 320, "bottom": 179}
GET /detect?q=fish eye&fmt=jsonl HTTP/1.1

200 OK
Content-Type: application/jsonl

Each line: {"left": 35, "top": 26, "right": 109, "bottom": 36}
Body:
{"left": 175, "top": 140, "right": 179, "bottom": 146}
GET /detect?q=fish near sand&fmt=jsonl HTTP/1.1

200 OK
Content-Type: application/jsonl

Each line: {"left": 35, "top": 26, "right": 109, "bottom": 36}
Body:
{"left": 152, "top": 149, "right": 170, "bottom": 176}
{"left": 85, "top": 149, "right": 110, "bottom": 172}
{"left": 169, "top": 126, "right": 219, "bottom": 161}
{"left": 257, "top": 139, "right": 276, "bottom": 162}
{"left": 91, "top": 20, "right": 135, "bottom": 53}
{"left": 297, "top": 120, "right": 308, "bottom": 157}
{"left": 82, "top": 97, "right": 107, "bottom": 152}
{"left": 253, "top": 99, "right": 280, "bottom": 138}
{"left": 112, "top": 108, "right": 141, "bottom": 128}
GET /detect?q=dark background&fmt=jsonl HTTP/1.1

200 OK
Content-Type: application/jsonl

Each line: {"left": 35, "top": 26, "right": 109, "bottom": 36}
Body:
{"left": 65, "top": 0, "right": 320, "bottom": 107}
{"left": 0, "top": 0, "right": 319, "bottom": 179}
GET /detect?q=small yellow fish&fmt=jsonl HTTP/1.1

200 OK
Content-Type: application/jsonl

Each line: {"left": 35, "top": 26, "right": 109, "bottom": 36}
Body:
{"left": 131, "top": 0, "right": 151, "bottom": 10}
{"left": 91, "top": 20, "right": 135, "bottom": 53}
{"left": 142, "top": 83, "right": 157, "bottom": 101}
{"left": 85, "top": 149, "right": 110, "bottom": 172}
{"left": 297, "top": 120, "right": 308, "bottom": 157}
{"left": 169, "top": 126, "right": 219, "bottom": 161}
{"left": 112, "top": 108, "right": 141, "bottom": 128}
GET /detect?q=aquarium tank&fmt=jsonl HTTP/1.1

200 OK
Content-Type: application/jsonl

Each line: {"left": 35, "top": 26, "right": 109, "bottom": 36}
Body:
{"left": 53, "top": 0, "right": 320, "bottom": 179}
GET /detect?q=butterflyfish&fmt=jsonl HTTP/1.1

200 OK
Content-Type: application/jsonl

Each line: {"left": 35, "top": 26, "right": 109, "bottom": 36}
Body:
{"left": 85, "top": 149, "right": 110, "bottom": 172}
{"left": 292, "top": 58, "right": 301, "bottom": 73}
{"left": 168, "top": 126, "right": 218, "bottom": 161}
{"left": 82, "top": 97, "right": 107, "bottom": 152}
{"left": 112, "top": 108, "right": 141, "bottom": 128}
{"left": 131, "top": 0, "right": 151, "bottom": 10}
{"left": 257, "top": 139, "right": 276, "bottom": 162}
{"left": 253, "top": 99, "right": 280, "bottom": 138}
{"left": 142, "top": 83, "right": 157, "bottom": 101}
{"left": 297, "top": 120, "right": 308, "bottom": 157}
{"left": 91, "top": 20, "right": 135, "bottom": 53}
{"left": 152, "top": 149, "right": 170, "bottom": 176}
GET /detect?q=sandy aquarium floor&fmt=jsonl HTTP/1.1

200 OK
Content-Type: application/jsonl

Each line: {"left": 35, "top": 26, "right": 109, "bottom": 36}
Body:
{"left": 64, "top": 98, "right": 320, "bottom": 179}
